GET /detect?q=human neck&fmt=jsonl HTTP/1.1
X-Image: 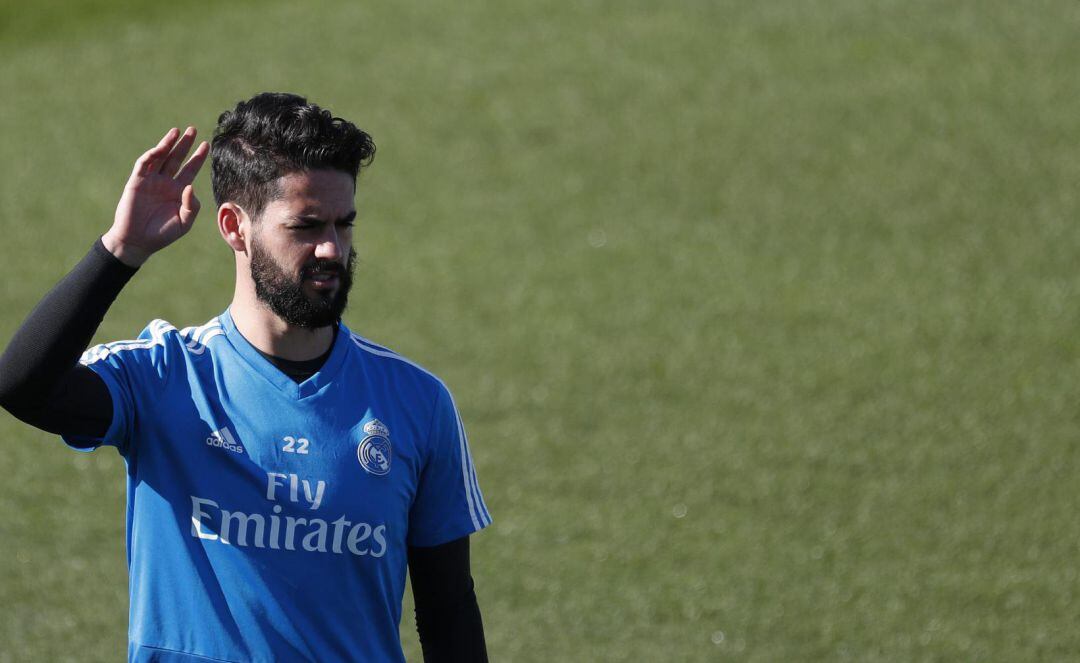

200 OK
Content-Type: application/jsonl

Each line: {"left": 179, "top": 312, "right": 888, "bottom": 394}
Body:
{"left": 229, "top": 288, "right": 336, "bottom": 361}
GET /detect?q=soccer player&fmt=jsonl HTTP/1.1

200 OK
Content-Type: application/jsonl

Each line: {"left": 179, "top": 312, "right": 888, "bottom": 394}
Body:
{"left": 0, "top": 93, "right": 491, "bottom": 662}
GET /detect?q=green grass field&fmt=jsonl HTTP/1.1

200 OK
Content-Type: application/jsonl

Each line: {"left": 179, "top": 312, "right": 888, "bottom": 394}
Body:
{"left": 2, "top": 0, "right": 1080, "bottom": 660}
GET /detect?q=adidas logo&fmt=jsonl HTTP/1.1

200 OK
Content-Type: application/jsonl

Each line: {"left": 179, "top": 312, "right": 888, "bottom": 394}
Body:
{"left": 206, "top": 427, "right": 244, "bottom": 454}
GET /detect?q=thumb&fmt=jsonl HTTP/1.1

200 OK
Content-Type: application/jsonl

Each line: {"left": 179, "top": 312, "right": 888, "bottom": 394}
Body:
{"left": 179, "top": 185, "right": 201, "bottom": 229}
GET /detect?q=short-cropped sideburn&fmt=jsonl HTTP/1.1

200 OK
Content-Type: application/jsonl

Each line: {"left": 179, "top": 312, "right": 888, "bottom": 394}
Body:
{"left": 210, "top": 92, "right": 376, "bottom": 218}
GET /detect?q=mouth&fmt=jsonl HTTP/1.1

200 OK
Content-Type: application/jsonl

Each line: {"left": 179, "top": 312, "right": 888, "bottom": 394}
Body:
{"left": 305, "top": 272, "right": 340, "bottom": 289}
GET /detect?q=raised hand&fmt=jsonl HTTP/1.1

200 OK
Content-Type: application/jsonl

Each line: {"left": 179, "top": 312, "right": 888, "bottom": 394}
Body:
{"left": 102, "top": 127, "right": 211, "bottom": 267}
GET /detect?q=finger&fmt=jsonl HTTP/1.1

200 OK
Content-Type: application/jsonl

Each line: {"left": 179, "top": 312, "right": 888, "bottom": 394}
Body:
{"left": 179, "top": 184, "right": 201, "bottom": 228}
{"left": 132, "top": 128, "right": 180, "bottom": 177}
{"left": 175, "top": 140, "right": 210, "bottom": 187}
{"left": 159, "top": 126, "right": 197, "bottom": 176}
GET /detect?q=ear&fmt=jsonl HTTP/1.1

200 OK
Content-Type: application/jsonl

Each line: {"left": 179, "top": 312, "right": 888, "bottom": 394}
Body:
{"left": 217, "top": 203, "right": 249, "bottom": 253}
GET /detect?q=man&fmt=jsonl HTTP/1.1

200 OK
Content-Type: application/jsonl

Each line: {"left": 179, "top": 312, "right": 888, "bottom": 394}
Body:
{"left": 0, "top": 93, "right": 491, "bottom": 662}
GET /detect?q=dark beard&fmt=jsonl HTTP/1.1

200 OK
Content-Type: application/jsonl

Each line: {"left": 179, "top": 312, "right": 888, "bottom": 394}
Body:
{"left": 250, "top": 239, "right": 355, "bottom": 329}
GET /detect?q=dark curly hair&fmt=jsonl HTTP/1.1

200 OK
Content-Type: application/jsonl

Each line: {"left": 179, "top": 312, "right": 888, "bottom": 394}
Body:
{"left": 210, "top": 92, "right": 375, "bottom": 217}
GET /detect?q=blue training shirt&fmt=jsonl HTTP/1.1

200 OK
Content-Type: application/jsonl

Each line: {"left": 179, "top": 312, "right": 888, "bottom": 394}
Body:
{"left": 64, "top": 310, "right": 492, "bottom": 662}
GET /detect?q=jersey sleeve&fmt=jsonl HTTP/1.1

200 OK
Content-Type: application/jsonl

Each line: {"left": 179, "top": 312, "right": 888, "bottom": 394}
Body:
{"left": 62, "top": 320, "right": 176, "bottom": 454}
{"left": 407, "top": 383, "right": 492, "bottom": 547}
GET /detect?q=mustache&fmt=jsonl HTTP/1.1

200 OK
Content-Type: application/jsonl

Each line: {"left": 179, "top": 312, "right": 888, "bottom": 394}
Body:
{"left": 301, "top": 260, "right": 347, "bottom": 279}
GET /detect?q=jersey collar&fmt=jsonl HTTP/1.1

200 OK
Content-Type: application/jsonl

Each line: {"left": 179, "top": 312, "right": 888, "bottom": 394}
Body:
{"left": 219, "top": 309, "right": 350, "bottom": 400}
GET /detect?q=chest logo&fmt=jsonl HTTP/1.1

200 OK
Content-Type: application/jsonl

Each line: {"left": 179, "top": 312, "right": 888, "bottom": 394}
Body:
{"left": 207, "top": 426, "right": 244, "bottom": 454}
{"left": 358, "top": 419, "right": 392, "bottom": 476}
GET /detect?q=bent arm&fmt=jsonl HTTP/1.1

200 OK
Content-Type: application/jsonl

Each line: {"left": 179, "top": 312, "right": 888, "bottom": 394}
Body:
{"left": 408, "top": 535, "right": 489, "bottom": 663}
{"left": 0, "top": 127, "right": 208, "bottom": 439}
{"left": 0, "top": 239, "right": 136, "bottom": 437}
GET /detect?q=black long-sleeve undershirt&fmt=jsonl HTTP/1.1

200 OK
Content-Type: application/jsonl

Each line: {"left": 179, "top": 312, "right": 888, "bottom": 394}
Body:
{"left": 0, "top": 239, "right": 130, "bottom": 436}
{"left": 0, "top": 239, "right": 488, "bottom": 661}
{"left": 409, "top": 536, "right": 489, "bottom": 662}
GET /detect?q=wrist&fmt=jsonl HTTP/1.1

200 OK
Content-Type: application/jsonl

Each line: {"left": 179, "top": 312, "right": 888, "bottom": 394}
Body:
{"left": 100, "top": 232, "right": 150, "bottom": 268}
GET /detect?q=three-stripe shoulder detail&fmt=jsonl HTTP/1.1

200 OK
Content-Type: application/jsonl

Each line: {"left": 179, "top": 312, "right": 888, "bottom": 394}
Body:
{"left": 180, "top": 319, "right": 224, "bottom": 355}
{"left": 80, "top": 319, "right": 176, "bottom": 364}
{"left": 80, "top": 317, "right": 225, "bottom": 365}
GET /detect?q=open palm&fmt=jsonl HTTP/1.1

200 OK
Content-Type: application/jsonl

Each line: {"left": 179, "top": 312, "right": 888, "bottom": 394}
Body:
{"left": 105, "top": 127, "right": 210, "bottom": 267}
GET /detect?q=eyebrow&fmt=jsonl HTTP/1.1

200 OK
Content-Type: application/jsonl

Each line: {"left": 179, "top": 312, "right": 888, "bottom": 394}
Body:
{"left": 291, "top": 211, "right": 357, "bottom": 225}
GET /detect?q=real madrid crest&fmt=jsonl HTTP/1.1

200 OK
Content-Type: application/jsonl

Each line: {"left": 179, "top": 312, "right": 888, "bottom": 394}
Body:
{"left": 358, "top": 419, "right": 392, "bottom": 476}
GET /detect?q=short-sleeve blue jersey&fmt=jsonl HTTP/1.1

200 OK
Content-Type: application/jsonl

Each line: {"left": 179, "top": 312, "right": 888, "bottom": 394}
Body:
{"left": 65, "top": 310, "right": 491, "bottom": 663}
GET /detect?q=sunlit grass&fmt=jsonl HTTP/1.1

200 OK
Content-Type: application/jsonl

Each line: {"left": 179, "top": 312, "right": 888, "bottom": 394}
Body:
{"left": 1, "top": 0, "right": 1079, "bottom": 660}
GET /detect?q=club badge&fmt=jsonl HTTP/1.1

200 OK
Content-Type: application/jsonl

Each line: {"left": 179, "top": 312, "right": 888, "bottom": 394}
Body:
{"left": 358, "top": 419, "right": 391, "bottom": 476}
{"left": 363, "top": 419, "right": 390, "bottom": 438}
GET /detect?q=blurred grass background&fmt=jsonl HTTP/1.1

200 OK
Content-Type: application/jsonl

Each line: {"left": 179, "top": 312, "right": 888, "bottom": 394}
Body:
{"left": 2, "top": 0, "right": 1080, "bottom": 660}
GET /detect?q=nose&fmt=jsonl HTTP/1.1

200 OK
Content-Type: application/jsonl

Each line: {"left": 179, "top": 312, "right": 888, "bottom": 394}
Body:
{"left": 314, "top": 227, "right": 344, "bottom": 262}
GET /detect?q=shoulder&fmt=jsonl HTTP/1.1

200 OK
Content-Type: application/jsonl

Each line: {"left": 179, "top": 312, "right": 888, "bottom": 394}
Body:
{"left": 175, "top": 317, "right": 226, "bottom": 355}
{"left": 343, "top": 327, "right": 450, "bottom": 397}
{"left": 80, "top": 318, "right": 177, "bottom": 364}
{"left": 80, "top": 316, "right": 224, "bottom": 365}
